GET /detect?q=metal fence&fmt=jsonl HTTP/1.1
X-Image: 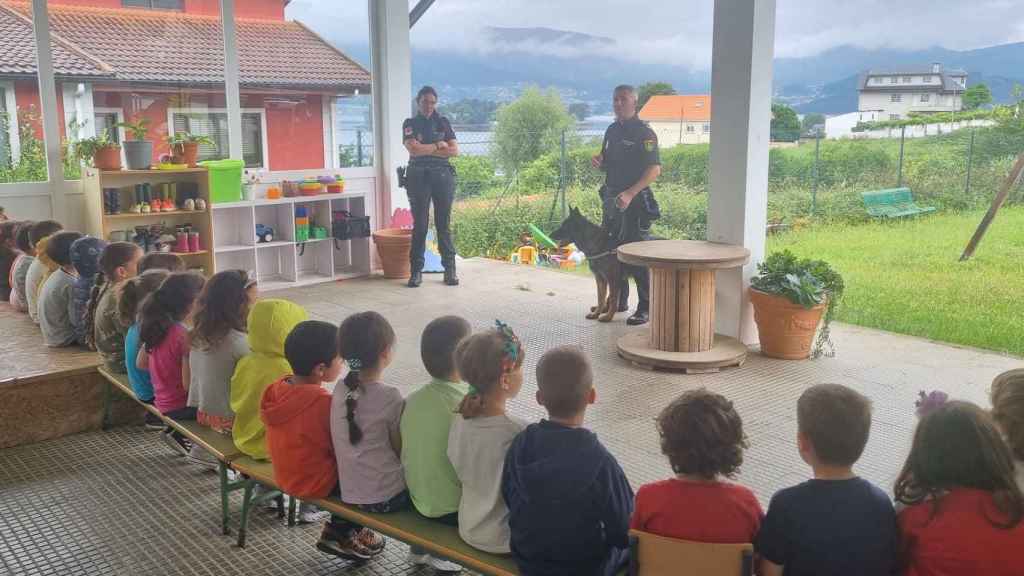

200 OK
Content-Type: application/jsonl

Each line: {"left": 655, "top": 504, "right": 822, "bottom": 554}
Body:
{"left": 447, "top": 124, "right": 1024, "bottom": 259}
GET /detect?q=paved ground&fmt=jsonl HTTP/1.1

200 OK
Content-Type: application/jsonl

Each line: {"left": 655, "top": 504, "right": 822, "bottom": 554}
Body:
{"left": 2, "top": 258, "right": 1021, "bottom": 575}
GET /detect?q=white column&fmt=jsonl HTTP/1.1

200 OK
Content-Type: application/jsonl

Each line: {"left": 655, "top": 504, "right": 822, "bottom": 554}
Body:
{"left": 32, "top": 0, "right": 67, "bottom": 221}
{"left": 707, "top": 0, "right": 776, "bottom": 344}
{"left": 220, "top": 0, "right": 243, "bottom": 162}
{"left": 369, "top": 0, "right": 411, "bottom": 226}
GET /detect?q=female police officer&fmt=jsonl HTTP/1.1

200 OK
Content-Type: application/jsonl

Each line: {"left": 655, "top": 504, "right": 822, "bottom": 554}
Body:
{"left": 402, "top": 86, "right": 460, "bottom": 288}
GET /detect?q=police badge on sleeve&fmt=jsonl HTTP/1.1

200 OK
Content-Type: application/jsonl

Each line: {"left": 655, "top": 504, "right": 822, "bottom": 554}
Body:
{"left": 643, "top": 139, "right": 655, "bottom": 152}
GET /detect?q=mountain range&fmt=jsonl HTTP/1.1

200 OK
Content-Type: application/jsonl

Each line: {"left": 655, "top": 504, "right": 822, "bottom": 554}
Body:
{"left": 336, "top": 27, "right": 1024, "bottom": 115}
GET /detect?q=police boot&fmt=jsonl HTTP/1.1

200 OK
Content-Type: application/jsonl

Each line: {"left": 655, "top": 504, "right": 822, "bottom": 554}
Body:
{"left": 443, "top": 263, "right": 459, "bottom": 286}
{"left": 407, "top": 269, "right": 422, "bottom": 288}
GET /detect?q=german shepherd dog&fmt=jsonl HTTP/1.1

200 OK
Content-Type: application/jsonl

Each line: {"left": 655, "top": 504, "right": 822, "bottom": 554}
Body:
{"left": 550, "top": 206, "right": 622, "bottom": 322}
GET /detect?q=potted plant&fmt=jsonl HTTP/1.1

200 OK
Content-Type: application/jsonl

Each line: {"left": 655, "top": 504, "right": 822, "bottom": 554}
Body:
{"left": 166, "top": 132, "right": 214, "bottom": 168}
{"left": 117, "top": 118, "right": 152, "bottom": 170}
{"left": 749, "top": 250, "right": 844, "bottom": 359}
{"left": 73, "top": 129, "right": 121, "bottom": 171}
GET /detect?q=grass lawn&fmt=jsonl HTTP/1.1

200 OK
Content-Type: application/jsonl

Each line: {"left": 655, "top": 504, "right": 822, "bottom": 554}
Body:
{"left": 768, "top": 206, "right": 1024, "bottom": 357}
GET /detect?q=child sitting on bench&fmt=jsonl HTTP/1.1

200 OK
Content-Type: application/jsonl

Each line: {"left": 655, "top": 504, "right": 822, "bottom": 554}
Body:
{"left": 86, "top": 242, "right": 142, "bottom": 370}
{"left": 24, "top": 220, "right": 64, "bottom": 324}
{"left": 261, "top": 320, "right": 382, "bottom": 562}
{"left": 230, "top": 299, "right": 308, "bottom": 461}
{"left": 630, "top": 389, "right": 762, "bottom": 543}
{"left": 448, "top": 322, "right": 527, "bottom": 554}
{"left": 991, "top": 369, "right": 1024, "bottom": 491}
{"left": 502, "top": 345, "right": 633, "bottom": 576}
{"left": 39, "top": 231, "right": 84, "bottom": 347}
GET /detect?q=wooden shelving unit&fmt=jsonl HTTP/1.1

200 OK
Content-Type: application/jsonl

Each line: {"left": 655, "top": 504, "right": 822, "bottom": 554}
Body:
{"left": 82, "top": 167, "right": 215, "bottom": 275}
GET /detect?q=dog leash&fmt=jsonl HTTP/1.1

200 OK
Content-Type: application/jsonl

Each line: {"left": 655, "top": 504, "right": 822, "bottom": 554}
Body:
{"left": 587, "top": 249, "right": 617, "bottom": 261}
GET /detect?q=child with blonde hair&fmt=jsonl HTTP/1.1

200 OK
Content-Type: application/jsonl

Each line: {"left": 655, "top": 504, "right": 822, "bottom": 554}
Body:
{"left": 448, "top": 321, "right": 527, "bottom": 554}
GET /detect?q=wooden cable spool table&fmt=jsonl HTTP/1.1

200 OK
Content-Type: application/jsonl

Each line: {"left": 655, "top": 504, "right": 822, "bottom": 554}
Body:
{"left": 617, "top": 240, "right": 750, "bottom": 372}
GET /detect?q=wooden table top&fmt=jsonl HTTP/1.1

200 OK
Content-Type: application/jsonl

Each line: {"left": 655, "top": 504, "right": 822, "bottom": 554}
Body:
{"left": 617, "top": 240, "right": 750, "bottom": 269}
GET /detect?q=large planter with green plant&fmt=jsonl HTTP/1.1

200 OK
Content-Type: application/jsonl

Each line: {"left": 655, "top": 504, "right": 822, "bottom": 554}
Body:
{"left": 167, "top": 132, "right": 214, "bottom": 168}
{"left": 118, "top": 119, "right": 152, "bottom": 170}
{"left": 73, "top": 130, "right": 121, "bottom": 171}
{"left": 749, "top": 250, "right": 844, "bottom": 360}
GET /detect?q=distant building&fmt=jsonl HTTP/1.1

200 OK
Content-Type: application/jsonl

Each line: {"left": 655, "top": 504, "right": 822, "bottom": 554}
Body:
{"left": 858, "top": 63, "right": 966, "bottom": 121}
{"left": 638, "top": 95, "right": 711, "bottom": 146}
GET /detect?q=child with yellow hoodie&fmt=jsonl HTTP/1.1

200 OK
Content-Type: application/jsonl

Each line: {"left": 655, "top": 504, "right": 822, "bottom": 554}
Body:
{"left": 230, "top": 298, "right": 308, "bottom": 460}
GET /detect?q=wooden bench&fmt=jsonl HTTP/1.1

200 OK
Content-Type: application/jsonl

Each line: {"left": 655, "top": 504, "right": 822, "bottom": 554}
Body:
{"left": 861, "top": 187, "right": 936, "bottom": 219}
{"left": 98, "top": 367, "right": 264, "bottom": 537}
{"left": 629, "top": 530, "right": 753, "bottom": 576}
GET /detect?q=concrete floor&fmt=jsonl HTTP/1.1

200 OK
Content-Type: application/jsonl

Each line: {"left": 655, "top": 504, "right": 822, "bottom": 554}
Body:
{"left": 2, "top": 258, "right": 1021, "bottom": 575}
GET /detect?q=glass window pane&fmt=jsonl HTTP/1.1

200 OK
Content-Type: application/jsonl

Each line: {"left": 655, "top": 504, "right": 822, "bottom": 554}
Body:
{"left": 0, "top": 7, "right": 46, "bottom": 184}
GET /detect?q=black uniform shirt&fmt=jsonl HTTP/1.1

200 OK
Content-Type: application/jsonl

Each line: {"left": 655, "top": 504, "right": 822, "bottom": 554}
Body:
{"left": 403, "top": 112, "right": 456, "bottom": 165}
{"left": 601, "top": 116, "right": 660, "bottom": 194}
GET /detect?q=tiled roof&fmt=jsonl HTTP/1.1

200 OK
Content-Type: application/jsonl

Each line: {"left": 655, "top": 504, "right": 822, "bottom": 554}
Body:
{"left": 638, "top": 95, "right": 712, "bottom": 122}
{"left": 0, "top": 4, "right": 110, "bottom": 78}
{"left": 0, "top": 2, "right": 369, "bottom": 91}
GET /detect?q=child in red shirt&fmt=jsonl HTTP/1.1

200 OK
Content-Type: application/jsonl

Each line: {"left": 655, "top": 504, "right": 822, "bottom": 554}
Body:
{"left": 260, "top": 320, "right": 384, "bottom": 562}
{"left": 896, "top": 400, "right": 1024, "bottom": 576}
{"left": 630, "top": 388, "right": 763, "bottom": 543}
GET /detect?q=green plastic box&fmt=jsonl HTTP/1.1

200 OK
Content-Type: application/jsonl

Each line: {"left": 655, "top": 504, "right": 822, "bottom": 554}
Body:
{"left": 200, "top": 159, "right": 244, "bottom": 203}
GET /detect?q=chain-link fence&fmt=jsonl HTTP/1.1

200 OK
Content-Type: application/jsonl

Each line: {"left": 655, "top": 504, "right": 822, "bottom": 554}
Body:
{"left": 449, "top": 124, "right": 1024, "bottom": 259}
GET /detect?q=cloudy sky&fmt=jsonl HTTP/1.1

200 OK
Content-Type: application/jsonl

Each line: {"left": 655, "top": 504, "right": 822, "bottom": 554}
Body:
{"left": 287, "top": 0, "right": 1024, "bottom": 68}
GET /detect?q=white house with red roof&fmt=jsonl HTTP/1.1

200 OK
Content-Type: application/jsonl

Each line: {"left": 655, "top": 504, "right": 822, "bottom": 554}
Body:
{"left": 0, "top": 0, "right": 369, "bottom": 171}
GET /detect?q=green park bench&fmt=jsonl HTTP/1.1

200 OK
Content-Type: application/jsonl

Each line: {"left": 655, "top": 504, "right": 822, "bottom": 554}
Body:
{"left": 861, "top": 187, "right": 936, "bottom": 219}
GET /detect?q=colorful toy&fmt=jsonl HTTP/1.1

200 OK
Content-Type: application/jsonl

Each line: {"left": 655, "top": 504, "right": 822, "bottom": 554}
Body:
{"left": 528, "top": 223, "right": 558, "bottom": 249}
{"left": 311, "top": 226, "right": 328, "bottom": 239}
{"left": 299, "top": 178, "right": 322, "bottom": 196}
{"left": 295, "top": 206, "right": 310, "bottom": 243}
{"left": 256, "top": 224, "right": 274, "bottom": 243}
{"left": 326, "top": 175, "right": 344, "bottom": 194}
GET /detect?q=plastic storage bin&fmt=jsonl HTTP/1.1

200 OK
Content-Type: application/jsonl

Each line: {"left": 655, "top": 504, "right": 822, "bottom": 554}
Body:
{"left": 200, "top": 159, "right": 245, "bottom": 203}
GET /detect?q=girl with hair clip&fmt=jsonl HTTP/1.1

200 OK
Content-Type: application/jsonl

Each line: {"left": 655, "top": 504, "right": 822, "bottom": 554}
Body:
{"left": 447, "top": 320, "right": 527, "bottom": 554}
{"left": 896, "top": 400, "right": 1024, "bottom": 575}
{"left": 87, "top": 242, "right": 142, "bottom": 367}
{"left": 329, "top": 312, "right": 400, "bottom": 555}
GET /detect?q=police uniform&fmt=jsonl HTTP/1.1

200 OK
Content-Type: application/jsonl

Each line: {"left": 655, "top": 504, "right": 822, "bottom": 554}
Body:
{"left": 599, "top": 115, "right": 661, "bottom": 315}
{"left": 402, "top": 112, "right": 458, "bottom": 277}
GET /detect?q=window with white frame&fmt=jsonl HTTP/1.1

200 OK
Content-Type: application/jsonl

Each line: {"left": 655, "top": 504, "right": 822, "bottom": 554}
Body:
{"left": 890, "top": 77, "right": 897, "bottom": 84}
{"left": 703, "top": 123, "right": 710, "bottom": 133}
{"left": 891, "top": 94, "right": 902, "bottom": 102}
{"left": 0, "top": 84, "right": 12, "bottom": 168}
{"left": 920, "top": 94, "right": 930, "bottom": 103}
{"left": 94, "top": 112, "right": 121, "bottom": 144}
{"left": 171, "top": 110, "right": 265, "bottom": 168}
{"left": 686, "top": 124, "right": 694, "bottom": 133}
{"left": 903, "top": 76, "right": 912, "bottom": 83}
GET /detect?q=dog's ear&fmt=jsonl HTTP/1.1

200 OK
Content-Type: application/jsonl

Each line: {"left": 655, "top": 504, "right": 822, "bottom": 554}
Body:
{"left": 569, "top": 205, "right": 579, "bottom": 215}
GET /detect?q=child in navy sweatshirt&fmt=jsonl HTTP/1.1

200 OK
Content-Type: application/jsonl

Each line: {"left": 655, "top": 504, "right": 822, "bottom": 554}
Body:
{"left": 502, "top": 345, "right": 633, "bottom": 576}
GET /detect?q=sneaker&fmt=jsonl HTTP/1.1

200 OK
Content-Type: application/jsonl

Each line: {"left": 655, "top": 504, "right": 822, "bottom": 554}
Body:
{"left": 159, "top": 428, "right": 191, "bottom": 456}
{"left": 297, "top": 501, "right": 324, "bottom": 524}
{"left": 316, "top": 526, "right": 375, "bottom": 561}
{"left": 408, "top": 552, "right": 461, "bottom": 573}
{"left": 186, "top": 444, "right": 219, "bottom": 470}
{"left": 355, "top": 528, "right": 385, "bottom": 552}
{"left": 144, "top": 412, "right": 165, "bottom": 431}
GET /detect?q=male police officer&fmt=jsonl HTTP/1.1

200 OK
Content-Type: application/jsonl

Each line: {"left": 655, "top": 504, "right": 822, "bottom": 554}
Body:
{"left": 402, "top": 86, "right": 460, "bottom": 287}
{"left": 591, "top": 85, "right": 661, "bottom": 325}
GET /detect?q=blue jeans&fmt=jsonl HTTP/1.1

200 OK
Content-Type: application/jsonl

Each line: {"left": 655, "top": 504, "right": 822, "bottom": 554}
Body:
{"left": 356, "top": 490, "right": 411, "bottom": 514}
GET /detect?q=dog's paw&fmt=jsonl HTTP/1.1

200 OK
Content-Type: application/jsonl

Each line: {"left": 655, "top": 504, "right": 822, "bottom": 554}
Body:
{"left": 590, "top": 305, "right": 598, "bottom": 313}
{"left": 598, "top": 313, "right": 615, "bottom": 323}
{"left": 585, "top": 312, "right": 600, "bottom": 320}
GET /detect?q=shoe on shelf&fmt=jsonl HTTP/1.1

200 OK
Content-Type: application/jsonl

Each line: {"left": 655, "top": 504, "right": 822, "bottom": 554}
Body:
{"left": 140, "top": 202, "right": 152, "bottom": 214}
{"left": 626, "top": 310, "right": 649, "bottom": 326}
{"left": 186, "top": 444, "right": 219, "bottom": 470}
{"left": 316, "top": 526, "right": 376, "bottom": 561}
{"left": 129, "top": 204, "right": 142, "bottom": 214}
{"left": 297, "top": 501, "right": 324, "bottom": 524}
{"left": 143, "top": 412, "right": 164, "bottom": 431}
{"left": 355, "top": 528, "right": 385, "bottom": 552}
{"left": 159, "top": 428, "right": 190, "bottom": 456}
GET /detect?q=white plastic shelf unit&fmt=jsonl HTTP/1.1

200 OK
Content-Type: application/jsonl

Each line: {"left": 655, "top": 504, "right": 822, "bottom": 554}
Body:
{"left": 210, "top": 191, "right": 372, "bottom": 291}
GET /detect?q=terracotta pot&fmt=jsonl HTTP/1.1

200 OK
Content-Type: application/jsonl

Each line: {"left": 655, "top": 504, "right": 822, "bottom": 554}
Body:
{"left": 372, "top": 228, "right": 412, "bottom": 279}
{"left": 182, "top": 142, "right": 200, "bottom": 167}
{"left": 750, "top": 288, "right": 827, "bottom": 360}
{"left": 170, "top": 144, "right": 185, "bottom": 164}
{"left": 94, "top": 145, "right": 122, "bottom": 171}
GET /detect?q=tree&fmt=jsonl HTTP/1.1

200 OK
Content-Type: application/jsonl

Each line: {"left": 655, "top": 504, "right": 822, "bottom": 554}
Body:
{"left": 962, "top": 83, "right": 993, "bottom": 111}
{"left": 637, "top": 82, "right": 676, "bottom": 110}
{"left": 441, "top": 99, "right": 499, "bottom": 125}
{"left": 568, "top": 102, "right": 590, "bottom": 122}
{"left": 493, "top": 87, "right": 574, "bottom": 171}
{"left": 801, "top": 113, "right": 826, "bottom": 134}
{"left": 771, "top": 102, "right": 801, "bottom": 142}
